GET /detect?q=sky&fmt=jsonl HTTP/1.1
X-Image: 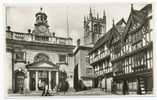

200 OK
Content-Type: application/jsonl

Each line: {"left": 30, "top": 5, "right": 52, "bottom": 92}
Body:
{"left": 6, "top": 3, "right": 147, "bottom": 45}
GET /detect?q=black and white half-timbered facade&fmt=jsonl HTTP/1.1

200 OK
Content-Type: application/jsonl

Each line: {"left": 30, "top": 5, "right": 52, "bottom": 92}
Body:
{"left": 89, "top": 4, "right": 153, "bottom": 94}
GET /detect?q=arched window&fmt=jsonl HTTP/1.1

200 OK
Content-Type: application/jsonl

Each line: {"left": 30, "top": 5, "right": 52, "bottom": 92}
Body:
{"left": 34, "top": 53, "right": 49, "bottom": 62}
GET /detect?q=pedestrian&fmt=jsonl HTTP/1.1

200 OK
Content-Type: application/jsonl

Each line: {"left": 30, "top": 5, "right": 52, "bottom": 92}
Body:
{"left": 122, "top": 80, "right": 129, "bottom": 95}
{"left": 111, "top": 81, "right": 117, "bottom": 94}
{"left": 42, "top": 81, "right": 50, "bottom": 96}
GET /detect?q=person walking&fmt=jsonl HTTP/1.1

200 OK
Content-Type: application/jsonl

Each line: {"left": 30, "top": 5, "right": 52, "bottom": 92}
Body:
{"left": 122, "top": 80, "right": 129, "bottom": 95}
{"left": 42, "top": 81, "right": 50, "bottom": 96}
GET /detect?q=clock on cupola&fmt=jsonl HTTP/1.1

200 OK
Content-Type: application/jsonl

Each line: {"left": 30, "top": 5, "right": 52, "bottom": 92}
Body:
{"left": 32, "top": 8, "right": 51, "bottom": 36}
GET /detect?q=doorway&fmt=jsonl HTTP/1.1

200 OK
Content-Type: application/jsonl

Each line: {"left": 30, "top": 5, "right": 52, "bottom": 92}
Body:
{"left": 15, "top": 71, "right": 25, "bottom": 93}
{"left": 30, "top": 71, "right": 35, "bottom": 91}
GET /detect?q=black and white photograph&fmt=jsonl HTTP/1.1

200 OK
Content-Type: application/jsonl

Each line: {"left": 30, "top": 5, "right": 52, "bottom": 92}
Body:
{"left": 2, "top": 0, "right": 154, "bottom": 98}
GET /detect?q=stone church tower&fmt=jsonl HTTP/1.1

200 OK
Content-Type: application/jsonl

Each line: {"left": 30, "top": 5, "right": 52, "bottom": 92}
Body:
{"left": 83, "top": 8, "right": 106, "bottom": 46}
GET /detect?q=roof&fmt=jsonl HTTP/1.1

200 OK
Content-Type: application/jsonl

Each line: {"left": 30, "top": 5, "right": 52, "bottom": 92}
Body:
{"left": 89, "top": 18, "right": 126, "bottom": 53}
{"left": 140, "top": 4, "right": 152, "bottom": 13}
{"left": 74, "top": 45, "right": 93, "bottom": 55}
{"left": 26, "top": 61, "right": 59, "bottom": 70}
{"left": 122, "top": 4, "right": 150, "bottom": 41}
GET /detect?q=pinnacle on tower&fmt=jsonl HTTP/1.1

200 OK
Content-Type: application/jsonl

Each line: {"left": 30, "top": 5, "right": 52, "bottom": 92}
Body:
{"left": 89, "top": 7, "right": 93, "bottom": 18}
{"left": 112, "top": 19, "right": 115, "bottom": 26}
{"left": 103, "top": 10, "right": 106, "bottom": 19}
{"left": 84, "top": 16, "right": 86, "bottom": 23}
{"left": 97, "top": 13, "right": 99, "bottom": 19}
{"left": 131, "top": 4, "right": 134, "bottom": 12}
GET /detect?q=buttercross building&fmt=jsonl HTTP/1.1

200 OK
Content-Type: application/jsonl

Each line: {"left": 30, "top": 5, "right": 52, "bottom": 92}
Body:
{"left": 6, "top": 8, "right": 75, "bottom": 94}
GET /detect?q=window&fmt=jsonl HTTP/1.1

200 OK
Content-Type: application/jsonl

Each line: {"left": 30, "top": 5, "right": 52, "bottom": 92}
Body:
{"left": 59, "top": 55, "right": 66, "bottom": 62}
{"left": 128, "top": 81, "right": 137, "bottom": 90}
{"left": 147, "top": 50, "right": 153, "bottom": 69}
{"left": 86, "top": 68, "right": 92, "bottom": 74}
{"left": 14, "top": 51, "right": 25, "bottom": 62}
{"left": 85, "top": 56, "right": 90, "bottom": 65}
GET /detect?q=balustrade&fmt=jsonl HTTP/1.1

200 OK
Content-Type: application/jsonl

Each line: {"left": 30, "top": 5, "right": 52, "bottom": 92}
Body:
{"left": 6, "top": 31, "right": 72, "bottom": 45}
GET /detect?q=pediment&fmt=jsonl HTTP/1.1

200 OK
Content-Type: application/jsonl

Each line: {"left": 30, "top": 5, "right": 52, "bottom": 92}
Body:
{"left": 37, "top": 63, "right": 54, "bottom": 68}
{"left": 26, "top": 61, "right": 58, "bottom": 70}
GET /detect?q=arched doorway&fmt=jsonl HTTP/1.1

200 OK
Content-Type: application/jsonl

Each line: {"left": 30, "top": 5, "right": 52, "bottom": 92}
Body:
{"left": 15, "top": 70, "right": 25, "bottom": 93}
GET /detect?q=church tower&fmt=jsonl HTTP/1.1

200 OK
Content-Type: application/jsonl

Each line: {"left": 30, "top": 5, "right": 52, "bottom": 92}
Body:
{"left": 83, "top": 8, "right": 106, "bottom": 46}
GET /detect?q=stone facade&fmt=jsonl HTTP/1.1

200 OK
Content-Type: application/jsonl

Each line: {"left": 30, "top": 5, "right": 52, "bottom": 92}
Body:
{"left": 73, "top": 8, "right": 106, "bottom": 90}
{"left": 6, "top": 8, "right": 75, "bottom": 95}
{"left": 74, "top": 46, "right": 94, "bottom": 90}
{"left": 84, "top": 8, "right": 106, "bottom": 46}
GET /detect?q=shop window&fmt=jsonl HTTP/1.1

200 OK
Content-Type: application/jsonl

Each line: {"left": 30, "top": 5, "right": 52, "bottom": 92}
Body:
{"left": 128, "top": 81, "right": 137, "bottom": 90}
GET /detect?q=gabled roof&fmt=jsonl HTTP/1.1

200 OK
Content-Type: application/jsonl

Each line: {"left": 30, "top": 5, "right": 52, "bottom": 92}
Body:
{"left": 115, "top": 18, "right": 126, "bottom": 35}
{"left": 89, "top": 18, "right": 126, "bottom": 53}
{"left": 122, "top": 4, "right": 150, "bottom": 41}
{"left": 26, "top": 61, "right": 58, "bottom": 70}
{"left": 140, "top": 4, "right": 152, "bottom": 13}
{"left": 108, "top": 18, "right": 126, "bottom": 41}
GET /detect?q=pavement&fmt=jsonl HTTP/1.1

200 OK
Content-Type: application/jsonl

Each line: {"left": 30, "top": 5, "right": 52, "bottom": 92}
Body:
{"left": 8, "top": 88, "right": 112, "bottom": 96}
{"left": 7, "top": 88, "right": 153, "bottom": 96}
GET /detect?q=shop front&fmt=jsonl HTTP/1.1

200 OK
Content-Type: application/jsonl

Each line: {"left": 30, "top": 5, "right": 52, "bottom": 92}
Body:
{"left": 113, "top": 69, "right": 153, "bottom": 94}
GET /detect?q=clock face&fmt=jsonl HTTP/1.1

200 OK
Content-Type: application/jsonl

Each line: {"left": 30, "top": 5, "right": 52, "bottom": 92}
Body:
{"left": 38, "top": 25, "right": 47, "bottom": 33}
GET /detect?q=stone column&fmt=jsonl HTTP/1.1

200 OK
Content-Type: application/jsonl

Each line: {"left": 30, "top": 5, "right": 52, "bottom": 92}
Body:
{"left": 35, "top": 71, "right": 38, "bottom": 91}
{"left": 48, "top": 71, "right": 52, "bottom": 90}
{"left": 26, "top": 71, "right": 30, "bottom": 90}
{"left": 56, "top": 71, "right": 59, "bottom": 86}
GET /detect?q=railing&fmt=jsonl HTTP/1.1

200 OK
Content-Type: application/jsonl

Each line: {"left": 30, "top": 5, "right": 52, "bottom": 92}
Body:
{"left": 6, "top": 31, "right": 73, "bottom": 45}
